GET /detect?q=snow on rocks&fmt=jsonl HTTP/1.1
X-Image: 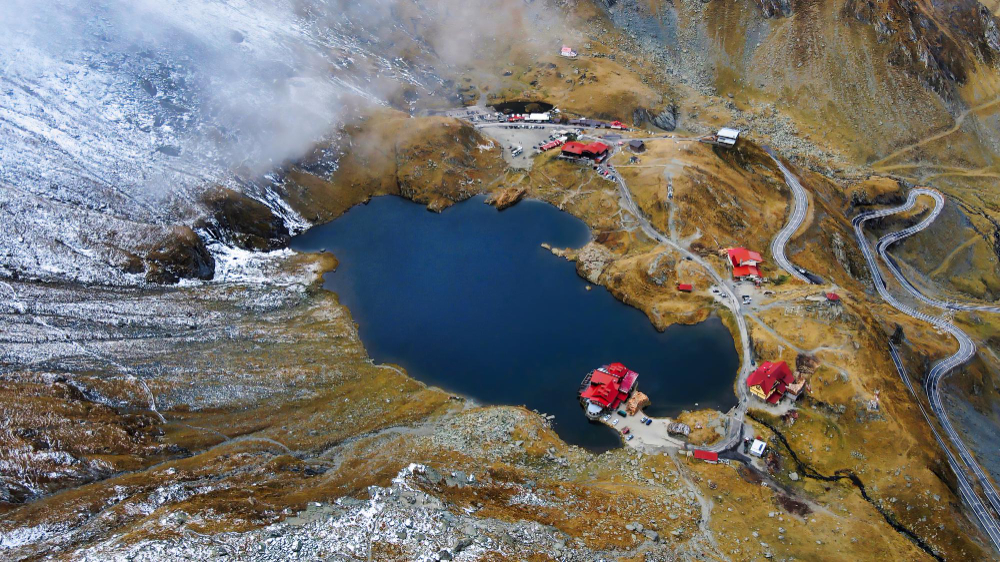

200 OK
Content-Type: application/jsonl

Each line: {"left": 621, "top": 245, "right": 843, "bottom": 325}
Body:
{"left": 69, "top": 463, "right": 588, "bottom": 561}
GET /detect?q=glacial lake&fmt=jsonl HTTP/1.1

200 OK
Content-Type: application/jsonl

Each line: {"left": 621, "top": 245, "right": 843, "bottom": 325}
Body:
{"left": 291, "top": 195, "right": 739, "bottom": 451}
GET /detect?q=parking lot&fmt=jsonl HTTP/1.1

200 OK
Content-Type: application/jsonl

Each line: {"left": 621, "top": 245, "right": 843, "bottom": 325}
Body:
{"left": 598, "top": 409, "right": 687, "bottom": 451}
{"left": 479, "top": 124, "right": 570, "bottom": 169}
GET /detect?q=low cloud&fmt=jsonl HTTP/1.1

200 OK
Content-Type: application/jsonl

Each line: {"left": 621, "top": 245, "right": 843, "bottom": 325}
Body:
{"left": 0, "top": 0, "right": 566, "bottom": 219}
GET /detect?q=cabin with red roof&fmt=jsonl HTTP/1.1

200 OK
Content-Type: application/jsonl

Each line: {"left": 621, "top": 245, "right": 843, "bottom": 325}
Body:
{"left": 561, "top": 141, "right": 609, "bottom": 162}
{"left": 728, "top": 247, "right": 762, "bottom": 267}
{"left": 539, "top": 138, "right": 566, "bottom": 152}
{"left": 578, "top": 363, "right": 639, "bottom": 419}
{"left": 826, "top": 292, "right": 841, "bottom": 303}
{"left": 727, "top": 248, "right": 763, "bottom": 281}
{"left": 677, "top": 283, "right": 693, "bottom": 292}
{"left": 747, "top": 361, "right": 795, "bottom": 404}
{"left": 732, "top": 265, "right": 762, "bottom": 281}
{"left": 693, "top": 450, "right": 718, "bottom": 463}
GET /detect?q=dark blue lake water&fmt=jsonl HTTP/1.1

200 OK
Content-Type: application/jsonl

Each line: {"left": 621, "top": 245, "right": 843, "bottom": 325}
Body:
{"left": 291, "top": 195, "right": 739, "bottom": 451}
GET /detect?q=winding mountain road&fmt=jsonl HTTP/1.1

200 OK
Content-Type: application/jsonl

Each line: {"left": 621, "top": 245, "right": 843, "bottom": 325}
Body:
{"left": 854, "top": 190, "right": 1000, "bottom": 551}
{"left": 766, "top": 152, "right": 811, "bottom": 283}
{"left": 874, "top": 190, "right": 1000, "bottom": 314}
{"left": 594, "top": 139, "right": 753, "bottom": 453}
{"left": 479, "top": 115, "right": 1000, "bottom": 550}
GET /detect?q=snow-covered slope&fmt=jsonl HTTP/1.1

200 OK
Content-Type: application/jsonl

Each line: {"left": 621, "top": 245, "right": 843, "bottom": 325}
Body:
{"left": 0, "top": 0, "right": 456, "bottom": 285}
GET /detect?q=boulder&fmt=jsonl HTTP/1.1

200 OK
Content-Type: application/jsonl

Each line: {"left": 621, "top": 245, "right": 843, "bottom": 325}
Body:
{"left": 575, "top": 242, "right": 615, "bottom": 284}
{"left": 626, "top": 392, "right": 650, "bottom": 416}
{"left": 485, "top": 186, "right": 527, "bottom": 211}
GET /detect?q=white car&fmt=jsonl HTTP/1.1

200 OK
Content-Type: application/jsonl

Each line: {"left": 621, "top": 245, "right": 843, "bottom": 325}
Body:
{"left": 612, "top": 419, "right": 619, "bottom": 426}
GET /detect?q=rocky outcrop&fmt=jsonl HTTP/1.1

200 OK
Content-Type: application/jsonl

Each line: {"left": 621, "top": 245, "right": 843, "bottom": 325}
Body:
{"left": 842, "top": 0, "right": 1000, "bottom": 92}
{"left": 757, "top": 0, "right": 792, "bottom": 18}
{"left": 574, "top": 242, "right": 615, "bottom": 284}
{"left": 485, "top": 186, "right": 527, "bottom": 210}
{"left": 847, "top": 177, "right": 905, "bottom": 209}
{"left": 143, "top": 226, "right": 215, "bottom": 284}
{"left": 626, "top": 391, "right": 650, "bottom": 416}
{"left": 633, "top": 104, "right": 678, "bottom": 131}
{"left": 199, "top": 187, "right": 290, "bottom": 251}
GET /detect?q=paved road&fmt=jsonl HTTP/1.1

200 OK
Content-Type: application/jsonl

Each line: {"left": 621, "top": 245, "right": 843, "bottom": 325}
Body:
{"left": 765, "top": 152, "right": 811, "bottom": 283}
{"left": 874, "top": 190, "right": 1000, "bottom": 314}
{"left": 591, "top": 139, "right": 753, "bottom": 454}
{"left": 888, "top": 342, "right": 1000, "bottom": 549}
{"left": 854, "top": 190, "right": 1000, "bottom": 551}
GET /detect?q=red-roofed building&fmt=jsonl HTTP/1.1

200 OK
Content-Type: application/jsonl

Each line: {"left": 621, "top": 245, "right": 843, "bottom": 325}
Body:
{"left": 727, "top": 248, "right": 763, "bottom": 281}
{"left": 732, "top": 265, "right": 761, "bottom": 281}
{"left": 578, "top": 363, "right": 640, "bottom": 419}
{"left": 747, "top": 361, "right": 795, "bottom": 404}
{"left": 727, "top": 248, "right": 763, "bottom": 267}
{"left": 677, "top": 283, "right": 693, "bottom": 292}
{"left": 693, "top": 450, "right": 719, "bottom": 463}
{"left": 561, "top": 141, "right": 586, "bottom": 156}
{"left": 561, "top": 141, "right": 609, "bottom": 162}
{"left": 582, "top": 142, "right": 608, "bottom": 160}
{"left": 539, "top": 138, "right": 566, "bottom": 152}
{"left": 826, "top": 292, "right": 841, "bottom": 303}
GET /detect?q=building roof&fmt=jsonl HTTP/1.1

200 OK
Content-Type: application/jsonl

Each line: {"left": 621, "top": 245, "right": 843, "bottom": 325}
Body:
{"left": 732, "top": 265, "right": 761, "bottom": 279}
{"left": 629, "top": 139, "right": 645, "bottom": 148}
{"left": 750, "top": 439, "right": 767, "bottom": 457}
{"left": 718, "top": 127, "right": 741, "bottom": 139}
{"left": 693, "top": 450, "right": 719, "bottom": 462}
{"left": 619, "top": 370, "right": 639, "bottom": 393}
{"left": 562, "top": 141, "right": 608, "bottom": 158}
{"left": 826, "top": 292, "right": 841, "bottom": 302}
{"left": 580, "top": 363, "right": 637, "bottom": 409}
{"left": 580, "top": 378, "right": 617, "bottom": 407}
{"left": 677, "top": 283, "right": 693, "bottom": 291}
{"left": 727, "top": 247, "right": 763, "bottom": 266}
{"left": 607, "top": 362, "right": 628, "bottom": 376}
{"left": 747, "top": 361, "right": 794, "bottom": 397}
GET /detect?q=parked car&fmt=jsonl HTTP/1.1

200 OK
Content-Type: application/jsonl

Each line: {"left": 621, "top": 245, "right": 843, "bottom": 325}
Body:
{"left": 644, "top": 418, "right": 652, "bottom": 426}
{"left": 617, "top": 409, "right": 627, "bottom": 417}
{"left": 612, "top": 419, "right": 619, "bottom": 426}
{"left": 626, "top": 434, "right": 635, "bottom": 441}
{"left": 621, "top": 427, "right": 630, "bottom": 435}
{"left": 640, "top": 416, "right": 649, "bottom": 424}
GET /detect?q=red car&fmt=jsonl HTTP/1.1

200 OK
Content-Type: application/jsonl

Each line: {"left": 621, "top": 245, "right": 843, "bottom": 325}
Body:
{"left": 621, "top": 427, "right": 630, "bottom": 435}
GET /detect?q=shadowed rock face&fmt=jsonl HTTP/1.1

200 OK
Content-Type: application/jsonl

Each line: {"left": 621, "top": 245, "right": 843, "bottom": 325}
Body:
{"left": 758, "top": 0, "right": 793, "bottom": 19}
{"left": 143, "top": 226, "right": 215, "bottom": 284}
{"left": 199, "top": 187, "right": 291, "bottom": 252}
{"left": 633, "top": 105, "right": 678, "bottom": 131}
{"left": 843, "top": 0, "right": 1000, "bottom": 92}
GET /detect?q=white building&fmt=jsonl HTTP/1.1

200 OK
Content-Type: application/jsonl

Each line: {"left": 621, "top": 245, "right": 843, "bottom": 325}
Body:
{"left": 750, "top": 439, "right": 767, "bottom": 457}
{"left": 560, "top": 45, "right": 577, "bottom": 58}
{"left": 716, "top": 127, "right": 740, "bottom": 147}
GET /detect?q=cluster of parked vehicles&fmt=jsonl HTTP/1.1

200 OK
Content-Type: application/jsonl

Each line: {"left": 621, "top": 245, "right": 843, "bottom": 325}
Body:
{"left": 601, "top": 410, "right": 653, "bottom": 442}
